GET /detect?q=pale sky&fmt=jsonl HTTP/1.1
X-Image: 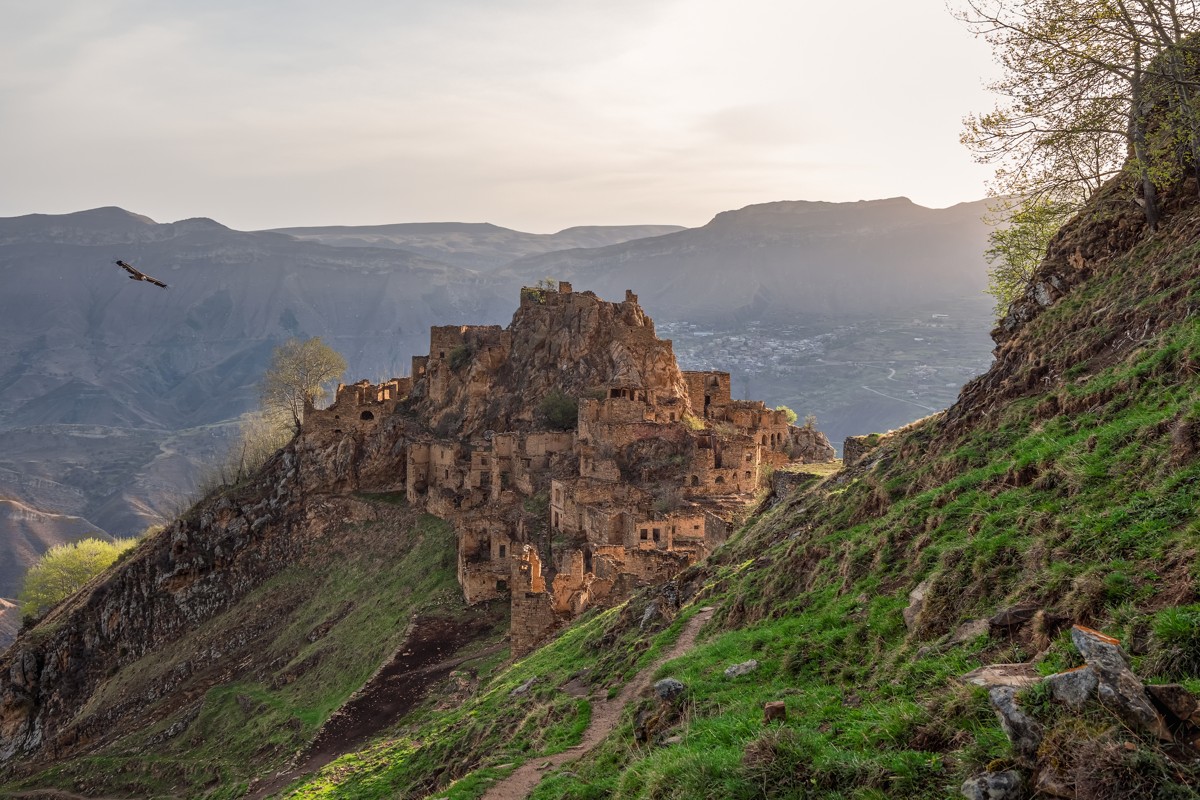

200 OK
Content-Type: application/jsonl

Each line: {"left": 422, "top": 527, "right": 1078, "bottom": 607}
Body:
{"left": 0, "top": 0, "right": 1001, "bottom": 232}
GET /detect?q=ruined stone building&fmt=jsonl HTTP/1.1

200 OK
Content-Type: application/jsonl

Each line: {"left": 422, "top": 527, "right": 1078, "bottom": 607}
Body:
{"left": 303, "top": 284, "right": 835, "bottom": 654}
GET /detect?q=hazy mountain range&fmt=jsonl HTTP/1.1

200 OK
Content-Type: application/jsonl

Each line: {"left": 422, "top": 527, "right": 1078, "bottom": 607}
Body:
{"left": 502, "top": 197, "right": 995, "bottom": 321}
{"left": 0, "top": 198, "right": 998, "bottom": 623}
{"left": 271, "top": 222, "right": 686, "bottom": 270}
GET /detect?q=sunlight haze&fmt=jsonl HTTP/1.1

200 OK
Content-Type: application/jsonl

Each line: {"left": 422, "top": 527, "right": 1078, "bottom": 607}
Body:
{"left": 0, "top": 0, "right": 1001, "bottom": 230}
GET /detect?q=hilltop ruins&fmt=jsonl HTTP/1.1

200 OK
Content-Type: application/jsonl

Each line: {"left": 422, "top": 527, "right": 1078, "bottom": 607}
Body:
{"left": 304, "top": 283, "right": 836, "bottom": 653}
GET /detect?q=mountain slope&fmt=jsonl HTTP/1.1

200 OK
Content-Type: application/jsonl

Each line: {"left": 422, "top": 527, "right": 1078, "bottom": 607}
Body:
{"left": 2, "top": 154, "right": 1198, "bottom": 798}
{"left": 270, "top": 222, "right": 686, "bottom": 271}
{"left": 501, "top": 197, "right": 996, "bottom": 323}
{"left": 269, "top": 180, "right": 1199, "bottom": 793}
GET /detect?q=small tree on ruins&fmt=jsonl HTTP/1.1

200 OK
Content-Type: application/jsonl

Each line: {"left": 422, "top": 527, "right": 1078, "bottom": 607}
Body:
{"left": 259, "top": 337, "right": 347, "bottom": 432}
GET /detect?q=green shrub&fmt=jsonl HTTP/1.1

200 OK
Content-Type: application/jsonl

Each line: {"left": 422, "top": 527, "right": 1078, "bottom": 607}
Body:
{"left": 447, "top": 344, "right": 472, "bottom": 371}
{"left": 538, "top": 390, "right": 578, "bottom": 430}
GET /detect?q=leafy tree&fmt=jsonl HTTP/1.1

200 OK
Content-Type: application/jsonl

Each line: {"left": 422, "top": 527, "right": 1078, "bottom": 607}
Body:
{"left": 984, "top": 196, "right": 1076, "bottom": 314}
{"left": 775, "top": 405, "right": 799, "bottom": 425}
{"left": 19, "top": 537, "right": 140, "bottom": 621}
{"left": 958, "top": 0, "right": 1200, "bottom": 232}
{"left": 260, "top": 337, "right": 347, "bottom": 431}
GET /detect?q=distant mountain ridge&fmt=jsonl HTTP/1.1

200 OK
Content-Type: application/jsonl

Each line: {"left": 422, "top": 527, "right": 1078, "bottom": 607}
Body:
{"left": 269, "top": 221, "right": 686, "bottom": 271}
{"left": 501, "top": 197, "right": 996, "bottom": 322}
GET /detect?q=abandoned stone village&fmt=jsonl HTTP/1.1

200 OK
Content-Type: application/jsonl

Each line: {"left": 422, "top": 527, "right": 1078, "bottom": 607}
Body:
{"left": 303, "top": 284, "right": 837, "bottom": 654}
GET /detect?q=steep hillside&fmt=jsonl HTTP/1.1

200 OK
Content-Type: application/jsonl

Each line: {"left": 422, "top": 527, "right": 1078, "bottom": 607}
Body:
{"left": 0, "top": 600, "right": 17, "bottom": 656}
{"left": 270, "top": 222, "right": 686, "bottom": 270}
{"left": 0, "top": 283, "right": 838, "bottom": 798}
{"left": 501, "top": 197, "right": 995, "bottom": 323}
{"left": 256, "top": 185, "right": 1196, "bottom": 794}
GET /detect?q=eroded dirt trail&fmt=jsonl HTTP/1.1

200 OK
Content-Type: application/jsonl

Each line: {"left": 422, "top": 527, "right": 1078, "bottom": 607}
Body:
{"left": 250, "top": 615, "right": 504, "bottom": 799}
{"left": 480, "top": 606, "right": 714, "bottom": 800}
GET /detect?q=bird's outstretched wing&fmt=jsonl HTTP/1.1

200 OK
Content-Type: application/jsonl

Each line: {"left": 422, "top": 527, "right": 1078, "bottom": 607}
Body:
{"left": 114, "top": 259, "right": 168, "bottom": 289}
{"left": 115, "top": 259, "right": 143, "bottom": 278}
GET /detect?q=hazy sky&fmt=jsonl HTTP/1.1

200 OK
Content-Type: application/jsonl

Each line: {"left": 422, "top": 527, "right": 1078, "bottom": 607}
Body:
{"left": 0, "top": 0, "right": 1001, "bottom": 232}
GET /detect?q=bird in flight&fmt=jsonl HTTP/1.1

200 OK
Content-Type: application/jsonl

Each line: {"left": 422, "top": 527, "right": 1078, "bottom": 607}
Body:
{"left": 115, "top": 259, "right": 168, "bottom": 289}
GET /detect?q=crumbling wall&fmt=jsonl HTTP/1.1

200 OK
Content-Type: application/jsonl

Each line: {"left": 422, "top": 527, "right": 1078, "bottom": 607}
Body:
{"left": 302, "top": 378, "right": 408, "bottom": 435}
{"left": 684, "top": 370, "right": 732, "bottom": 420}
{"left": 510, "top": 546, "right": 559, "bottom": 656}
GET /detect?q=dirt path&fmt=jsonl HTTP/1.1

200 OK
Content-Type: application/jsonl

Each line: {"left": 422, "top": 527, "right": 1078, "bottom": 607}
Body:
{"left": 480, "top": 606, "right": 714, "bottom": 800}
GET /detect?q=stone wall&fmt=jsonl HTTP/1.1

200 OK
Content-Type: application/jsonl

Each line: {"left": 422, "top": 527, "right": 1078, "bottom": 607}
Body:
{"left": 303, "top": 378, "right": 409, "bottom": 435}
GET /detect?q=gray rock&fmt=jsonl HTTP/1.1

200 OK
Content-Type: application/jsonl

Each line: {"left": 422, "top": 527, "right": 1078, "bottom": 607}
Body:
{"left": 989, "top": 686, "right": 1043, "bottom": 767}
{"left": 724, "top": 659, "right": 759, "bottom": 678}
{"left": 988, "top": 604, "right": 1039, "bottom": 638}
{"left": 948, "top": 618, "right": 990, "bottom": 645}
{"left": 653, "top": 678, "right": 686, "bottom": 703}
{"left": 639, "top": 601, "right": 660, "bottom": 630}
{"left": 1033, "top": 282, "right": 1054, "bottom": 307}
{"left": 509, "top": 677, "right": 537, "bottom": 697}
{"left": 1045, "top": 665, "right": 1097, "bottom": 711}
{"left": 961, "top": 769, "right": 1024, "bottom": 800}
{"left": 1146, "top": 683, "right": 1200, "bottom": 725}
{"left": 1071, "top": 625, "right": 1170, "bottom": 740}
{"left": 903, "top": 578, "right": 931, "bottom": 631}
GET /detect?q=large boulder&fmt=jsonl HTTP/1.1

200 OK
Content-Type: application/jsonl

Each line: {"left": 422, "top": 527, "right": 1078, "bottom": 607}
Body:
{"left": 961, "top": 769, "right": 1025, "bottom": 800}
{"left": 1071, "top": 626, "right": 1171, "bottom": 740}
{"left": 989, "top": 687, "right": 1043, "bottom": 768}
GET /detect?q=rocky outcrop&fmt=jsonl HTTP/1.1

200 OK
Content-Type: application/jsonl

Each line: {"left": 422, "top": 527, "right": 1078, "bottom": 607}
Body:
{"left": 0, "top": 445, "right": 313, "bottom": 764}
{"left": 970, "top": 625, "right": 1200, "bottom": 799}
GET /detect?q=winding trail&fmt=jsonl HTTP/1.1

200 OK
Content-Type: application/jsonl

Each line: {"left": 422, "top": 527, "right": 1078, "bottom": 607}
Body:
{"left": 480, "top": 606, "right": 715, "bottom": 800}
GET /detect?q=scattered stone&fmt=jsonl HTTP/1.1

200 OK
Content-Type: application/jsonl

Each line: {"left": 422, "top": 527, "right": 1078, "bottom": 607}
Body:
{"left": 724, "top": 659, "right": 759, "bottom": 678}
{"left": 988, "top": 604, "right": 1040, "bottom": 638}
{"left": 960, "top": 769, "right": 1024, "bottom": 800}
{"left": 639, "top": 601, "right": 661, "bottom": 630}
{"left": 509, "top": 677, "right": 537, "bottom": 697}
{"left": 961, "top": 663, "right": 1042, "bottom": 689}
{"left": 1146, "top": 683, "right": 1200, "bottom": 726}
{"left": 948, "top": 618, "right": 990, "bottom": 645}
{"left": 1045, "top": 665, "right": 1097, "bottom": 711}
{"left": 763, "top": 701, "right": 787, "bottom": 723}
{"left": 1033, "top": 765, "right": 1074, "bottom": 799}
{"left": 653, "top": 678, "right": 686, "bottom": 703}
{"left": 1071, "top": 625, "right": 1171, "bottom": 740}
{"left": 989, "top": 686, "right": 1043, "bottom": 767}
{"left": 903, "top": 578, "right": 931, "bottom": 631}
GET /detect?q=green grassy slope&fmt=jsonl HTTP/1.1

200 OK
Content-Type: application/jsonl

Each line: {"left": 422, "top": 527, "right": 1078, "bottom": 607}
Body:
{"left": 281, "top": 184, "right": 1200, "bottom": 799}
